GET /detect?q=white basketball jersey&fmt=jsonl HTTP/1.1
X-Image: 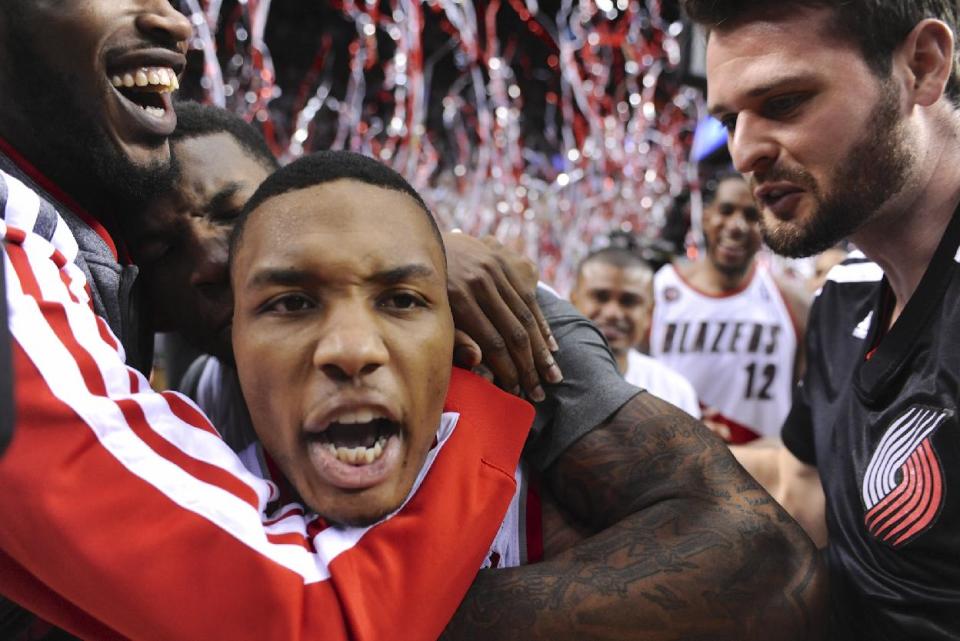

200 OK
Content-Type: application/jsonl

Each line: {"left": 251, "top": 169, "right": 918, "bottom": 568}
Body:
{"left": 650, "top": 264, "right": 797, "bottom": 441}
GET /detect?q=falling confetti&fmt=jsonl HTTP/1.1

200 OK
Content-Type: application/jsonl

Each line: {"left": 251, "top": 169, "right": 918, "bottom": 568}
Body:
{"left": 179, "top": 0, "right": 702, "bottom": 293}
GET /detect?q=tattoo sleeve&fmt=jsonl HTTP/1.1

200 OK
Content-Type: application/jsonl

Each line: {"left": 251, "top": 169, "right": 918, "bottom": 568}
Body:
{"left": 441, "top": 392, "right": 825, "bottom": 641}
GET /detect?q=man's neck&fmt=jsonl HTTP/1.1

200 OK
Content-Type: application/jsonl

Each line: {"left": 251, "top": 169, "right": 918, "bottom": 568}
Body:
{"left": 683, "top": 257, "right": 753, "bottom": 295}
{"left": 851, "top": 114, "right": 960, "bottom": 326}
{"left": 615, "top": 350, "right": 628, "bottom": 376}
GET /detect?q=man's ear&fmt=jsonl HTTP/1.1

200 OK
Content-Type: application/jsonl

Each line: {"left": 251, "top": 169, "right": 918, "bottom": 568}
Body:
{"left": 897, "top": 18, "right": 956, "bottom": 108}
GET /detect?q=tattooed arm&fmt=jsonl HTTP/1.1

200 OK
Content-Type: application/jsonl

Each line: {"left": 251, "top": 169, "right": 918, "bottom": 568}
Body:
{"left": 443, "top": 392, "right": 825, "bottom": 640}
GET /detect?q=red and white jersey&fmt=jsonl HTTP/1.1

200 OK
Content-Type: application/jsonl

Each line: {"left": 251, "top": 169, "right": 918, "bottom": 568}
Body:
{"left": 238, "top": 414, "right": 543, "bottom": 571}
{"left": 0, "top": 167, "right": 533, "bottom": 641}
{"left": 650, "top": 263, "right": 797, "bottom": 441}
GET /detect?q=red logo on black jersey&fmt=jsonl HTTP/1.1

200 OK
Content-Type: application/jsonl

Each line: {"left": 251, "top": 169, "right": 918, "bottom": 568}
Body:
{"left": 861, "top": 406, "right": 950, "bottom": 548}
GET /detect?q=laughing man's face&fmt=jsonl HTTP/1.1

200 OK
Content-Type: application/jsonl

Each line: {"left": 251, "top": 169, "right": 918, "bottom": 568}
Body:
{"left": 0, "top": 1, "right": 191, "bottom": 208}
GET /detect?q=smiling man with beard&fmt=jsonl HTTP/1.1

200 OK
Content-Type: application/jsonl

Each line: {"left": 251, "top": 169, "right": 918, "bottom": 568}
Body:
{"left": 0, "top": 0, "right": 187, "bottom": 373}
{"left": 570, "top": 247, "right": 701, "bottom": 418}
{"left": 0, "top": 4, "right": 537, "bottom": 641}
{"left": 683, "top": 0, "right": 960, "bottom": 638}
{"left": 650, "top": 174, "right": 809, "bottom": 443}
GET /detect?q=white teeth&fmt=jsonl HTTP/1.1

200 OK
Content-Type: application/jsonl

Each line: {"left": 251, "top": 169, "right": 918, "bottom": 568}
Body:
{"left": 112, "top": 67, "right": 178, "bottom": 93}
{"left": 142, "top": 105, "right": 166, "bottom": 119}
{"left": 333, "top": 409, "right": 383, "bottom": 425}
{"left": 329, "top": 435, "right": 389, "bottom": 466}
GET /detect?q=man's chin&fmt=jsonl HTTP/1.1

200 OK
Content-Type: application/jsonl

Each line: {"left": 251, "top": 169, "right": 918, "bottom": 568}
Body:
{"left": 119, "top": 138, "right": 172, "bottom": 173}
{"left": 762, "top": 219, "right": 840, "bottom": 259}
{"left": 711, "top": 253, "right": 753, "bottom": 279}
{"left": 315, "top": 497, "right": 401, "bottom": 529}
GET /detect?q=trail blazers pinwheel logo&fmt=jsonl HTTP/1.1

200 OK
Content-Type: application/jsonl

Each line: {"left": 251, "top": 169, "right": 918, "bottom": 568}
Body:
{"left": 862, "top": 406, "right": 950, "bottom": 548}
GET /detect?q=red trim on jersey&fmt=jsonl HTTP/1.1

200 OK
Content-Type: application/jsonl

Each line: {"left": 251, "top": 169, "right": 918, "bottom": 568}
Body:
{"left": 95, "top": 316, "right": 120, "bottom": 353}
{"left": 0, "top": 136, "right": 123, "bottom": 263}
{"left": 162, "top": 391, "right": 221, "bottom": 438}
{"left": 672, "top": 261, "right": 757, "bottom": 299}
{"left": 58, "top": 269, "right": 80, "bottom": 304}
{"left": 5, "top": 240, "right": 41, "bottom": 300}
{"left": 704, "top": 407, "right": 761, "bottom": 444}
{"left": 4, "top": 226, "right": 27, "bottom": 245}
{"left": 7, "top": 234, "right": 265, "bottom": 514}
{"left": 525, "top": 472, "right": 544, "bottom": 564}
{"left": 263, "top": 505, "right": 305, "bottom": 526}
{"left": 128, "top": 369, "right": 140, "bottom": 393}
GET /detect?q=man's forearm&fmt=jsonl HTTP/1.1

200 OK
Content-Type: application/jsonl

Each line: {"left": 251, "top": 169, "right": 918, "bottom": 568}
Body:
{"left": 443, "top": 393, "right": 825, "bottom": 641}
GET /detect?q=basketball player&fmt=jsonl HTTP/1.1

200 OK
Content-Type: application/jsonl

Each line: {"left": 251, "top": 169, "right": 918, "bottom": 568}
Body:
{"left": 684, "top": 0, "right": 960, "bottom": 637}
{"left": 225, "top": 150, "right": 824, "bottom": 640}
{"left": 650, "top": 173, "right": 809, "bottom": 442}
{"left": 0, "top": 3, "right": 534, "bottom": 639}
{"left": 570, "top": 247, "right": 700, "bottom": 417}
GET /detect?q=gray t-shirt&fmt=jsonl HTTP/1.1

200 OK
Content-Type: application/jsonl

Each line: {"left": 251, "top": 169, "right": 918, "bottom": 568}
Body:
{"left": 523, "top": 287, "right": 641, "bottom": 471}
{"left": 182, "top": 286, "right": 642, "bottom": 471}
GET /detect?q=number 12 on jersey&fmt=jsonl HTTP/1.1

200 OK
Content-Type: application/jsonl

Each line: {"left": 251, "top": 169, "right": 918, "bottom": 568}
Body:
{"left": 744, "top": 363, "right": 777, "bottom": 400}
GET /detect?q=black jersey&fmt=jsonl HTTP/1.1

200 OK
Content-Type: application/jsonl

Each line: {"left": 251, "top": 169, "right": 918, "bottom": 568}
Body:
{"left": 782, "top": 209, "right": 960, "bottom": 640}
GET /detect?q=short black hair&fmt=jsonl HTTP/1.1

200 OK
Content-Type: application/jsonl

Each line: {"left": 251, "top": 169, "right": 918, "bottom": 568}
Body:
{"left": 172, "top": 101, "right": 279, "bottom": 171}
{"left": 576, "top": 247, "right": 652, "bottom": 281}
{"left": 703, "top": 171, "right": 747, "bottom": 207}
{"left": 681, "top": 0, "right": 960, "bottom": 107}
{"left": 230, "top": 150, "right": 444, "bottom": 261}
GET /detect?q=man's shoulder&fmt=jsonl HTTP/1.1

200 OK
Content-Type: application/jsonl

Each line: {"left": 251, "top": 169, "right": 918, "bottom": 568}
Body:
{"left": 0, "top": 168, "right": 80, "bottom": 266}
{"left": 626, "top": 349, "right": 677, "bottom": 380}
{"left": 624, "top": 350, "right": 699, "bottom": 412}
{"left": 821, "top": 252, "right": 883, "bottom": 288}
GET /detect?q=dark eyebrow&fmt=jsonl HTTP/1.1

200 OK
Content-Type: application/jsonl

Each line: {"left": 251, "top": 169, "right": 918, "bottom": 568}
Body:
{"left": 204, "top": 183, "right": 243, "bottom": 216}
{"left": 248, "top": 267, "right": 312, "bottom": 289}
{"left": 246, "top": 263, "right": 437, "bottom": 289}
{"left": 370, "top": 263, "right": 437, "bottom": 285}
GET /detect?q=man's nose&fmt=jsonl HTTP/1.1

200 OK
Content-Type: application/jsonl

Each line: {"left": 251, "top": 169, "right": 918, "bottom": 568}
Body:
{"left": 190, "top": 226, "right": 229, "bottom": 298}
{"left": 312, "top": 303, "right": 390, "bottom": 382}
{"left": 725, "top": 211, "right": 751, "bottom": 237}
{"left": 729, "top": 112, "right": 778, "bottom": 176}
{"left": 598, "top": 300, "right": 625, "bottom": 323}
{"left": 136, "top": 1, "right": 194, "bottom": 48}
